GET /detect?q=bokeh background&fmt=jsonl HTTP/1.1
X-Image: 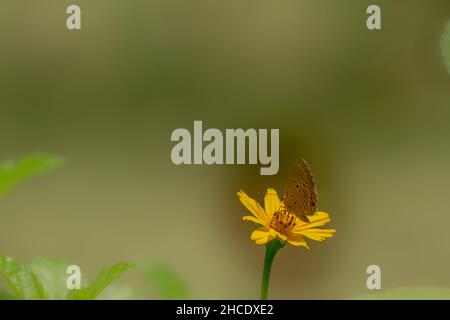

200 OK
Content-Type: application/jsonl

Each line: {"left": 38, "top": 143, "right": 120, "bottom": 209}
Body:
{"left": 1, "top": 0, "right": 450, "bottom": 299}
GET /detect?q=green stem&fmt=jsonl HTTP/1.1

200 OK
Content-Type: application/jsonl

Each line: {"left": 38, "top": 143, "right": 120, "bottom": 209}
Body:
{"left": 260, "top": 240, "right": 284, "bottom": 300}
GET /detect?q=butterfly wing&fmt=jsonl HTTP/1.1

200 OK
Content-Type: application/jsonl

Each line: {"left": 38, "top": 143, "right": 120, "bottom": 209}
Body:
{"left": 283, "top": 158, "right": 318, "bottom": 220}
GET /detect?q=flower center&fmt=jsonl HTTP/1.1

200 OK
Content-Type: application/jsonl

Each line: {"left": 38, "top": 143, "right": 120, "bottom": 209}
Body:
{"left": 269, "top": 210, "right": 297, "bottom": 233}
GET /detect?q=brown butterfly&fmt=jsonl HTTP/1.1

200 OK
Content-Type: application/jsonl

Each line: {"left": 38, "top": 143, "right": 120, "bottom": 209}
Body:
{"left": 282, "top": 158, "right": 318, "bottom": 223}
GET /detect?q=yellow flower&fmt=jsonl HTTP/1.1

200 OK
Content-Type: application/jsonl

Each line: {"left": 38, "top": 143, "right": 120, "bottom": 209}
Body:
{"left": 238, "top": 188, "right": 336, "bottom": 249}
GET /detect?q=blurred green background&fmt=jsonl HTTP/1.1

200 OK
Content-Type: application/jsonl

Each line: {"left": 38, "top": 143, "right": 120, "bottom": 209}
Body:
{"left": 1, "top": 0, "right": 450, "bottom": 299}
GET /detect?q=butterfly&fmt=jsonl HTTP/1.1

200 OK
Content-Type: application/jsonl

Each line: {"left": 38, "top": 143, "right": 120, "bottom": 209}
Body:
{"left": 281, "top": 158, "right": 319, "bottom": 223}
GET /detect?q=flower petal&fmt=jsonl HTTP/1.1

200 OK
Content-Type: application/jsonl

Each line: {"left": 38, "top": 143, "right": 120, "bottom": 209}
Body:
{"left": 292, "top": 211, "right": 331, "bottom": 232}
{"left": 264, "top": 188, "right": 281, "bottom": 217}
{"left": 242, "top": 215, "right": 263, "bottom": 225}
{"left": 251, "top": 227, "right": 276, "bottom": 245}
{"left": 287, "top": 235, "right": 310, "bottom": 249}
{"left": 237, "top": 190, "right": 268, "bottom": 225}
{"left": 296, "top": 228, "right": 336, "bottom": 241}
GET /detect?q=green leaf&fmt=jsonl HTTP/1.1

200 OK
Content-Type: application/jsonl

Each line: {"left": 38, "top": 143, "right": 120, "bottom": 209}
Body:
{"left": 352, "top": 287, "right": 450, "bottom": 300}
{"left": 441, "top": 21, "right": 450, "bottom": 74}
{"left": 143, "top": 262, "right": 191, "bottom": 299}
{"left": 29, "top": 257, "right": 71, "bottom": 300}
{"left": 97, "top": 284, "right": 142, "bottom": 300}
{"left": 0, "top": 256, "right": 47, "bottom": 299}
{"left": 0, "top": 291, "right": 16, "bottom": 300}
{"left": 69, "top": 262, "right": 136, "bottom": 300}
{"left": 66, "top": 288, "right": 91, "bottom": 300}
{"left": 0, "top": 153, "right": 64, "bottom": 198}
